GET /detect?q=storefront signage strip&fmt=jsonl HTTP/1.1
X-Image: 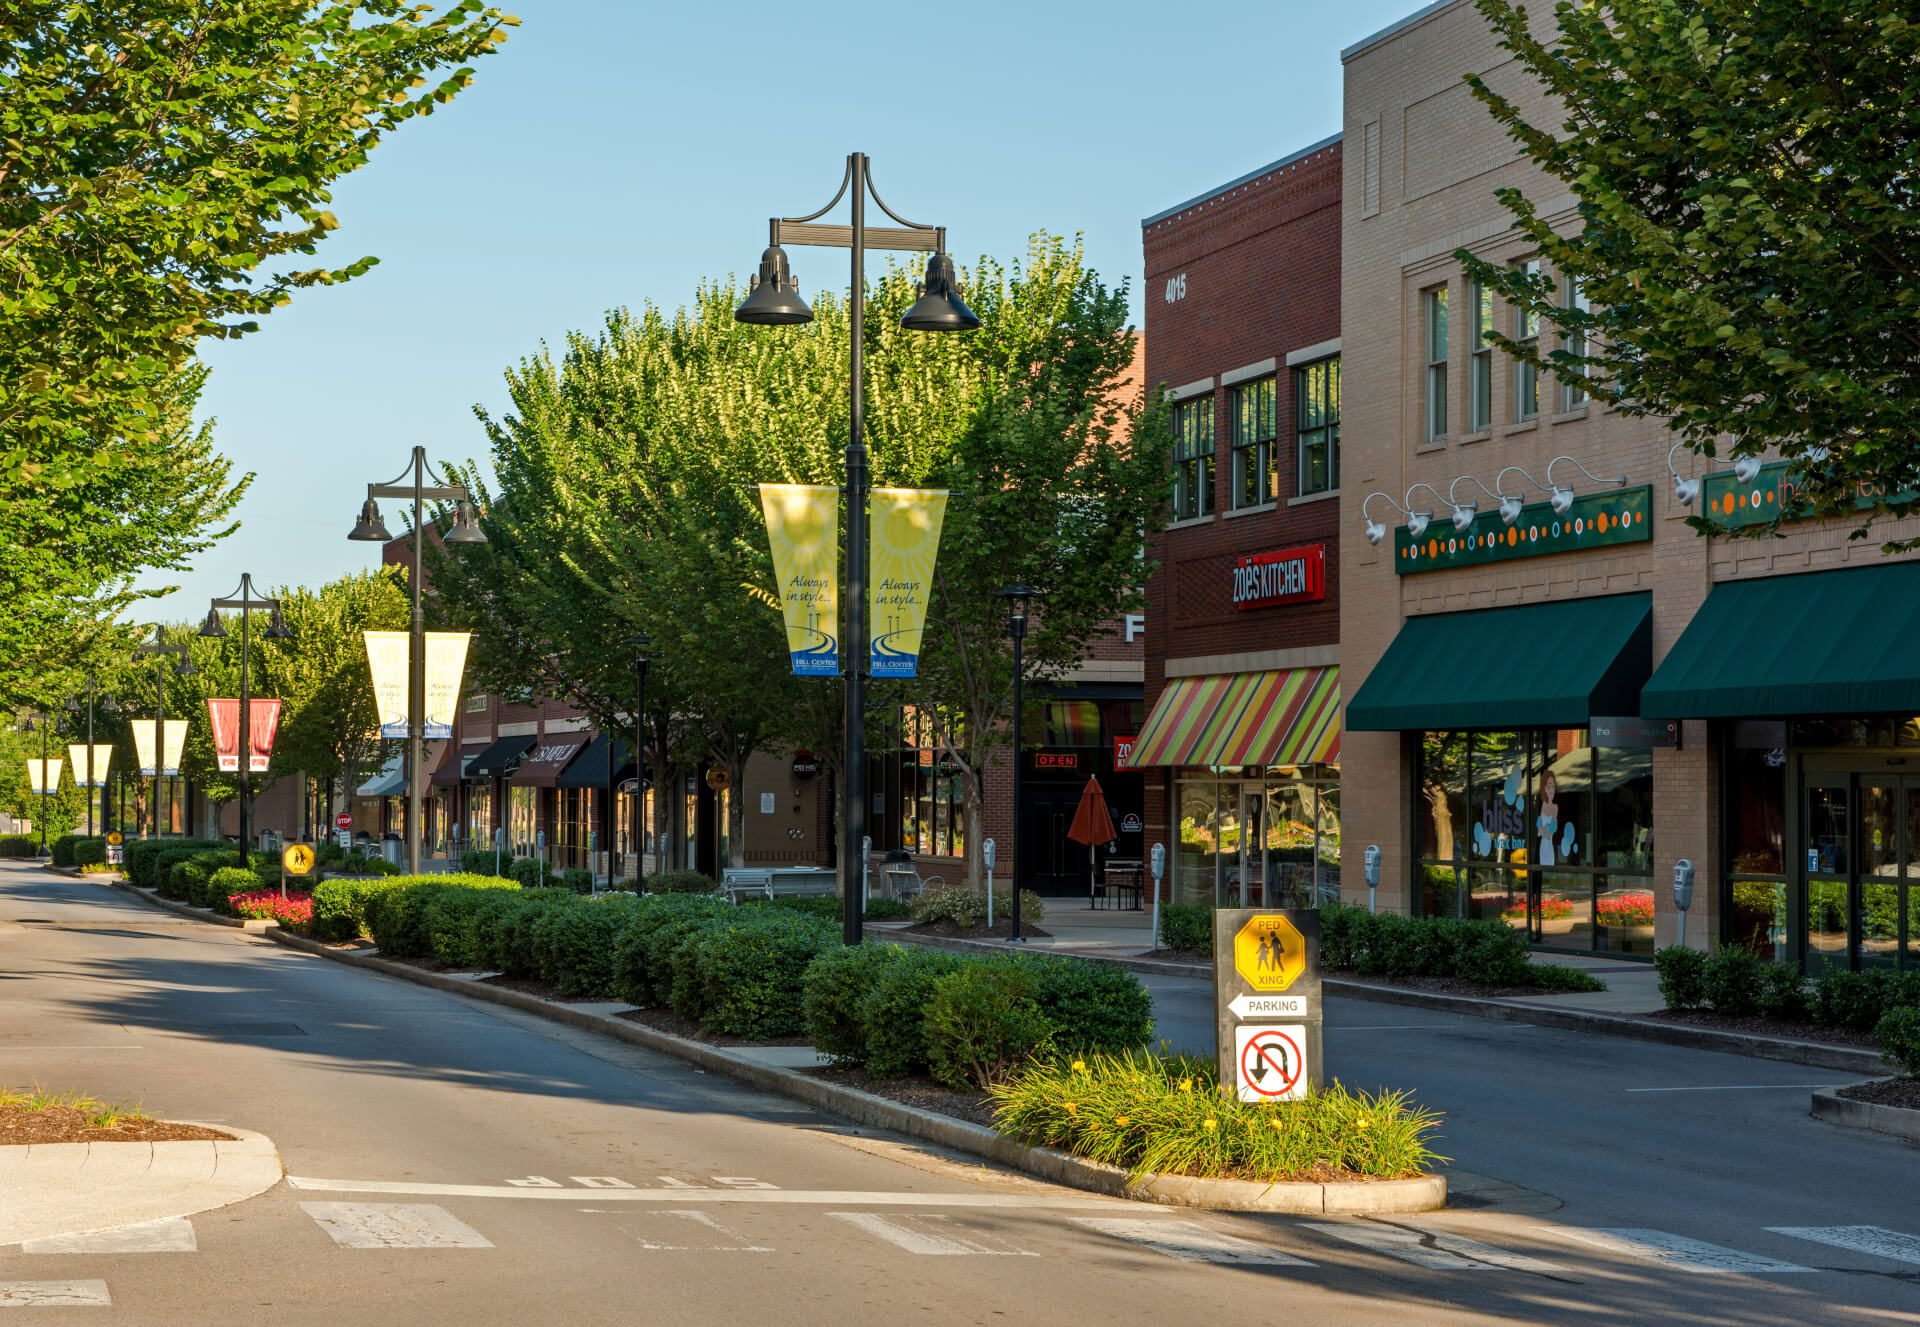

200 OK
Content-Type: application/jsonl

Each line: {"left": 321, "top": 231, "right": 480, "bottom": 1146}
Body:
{"left": 1394, "top": 485, "right": 1652, "bottom": 575}
{"left": 1232, "top": 543, "right": 1327, "bottom": 610}
{"left": 1700, "top": 460, "right": 1916, "bottom": 531}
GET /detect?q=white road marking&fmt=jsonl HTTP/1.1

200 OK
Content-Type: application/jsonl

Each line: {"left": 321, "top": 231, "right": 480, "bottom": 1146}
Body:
{"left": 570, "top": 1177, "right": 635, "bottom": 1189}
{"left": 505, "top": 1175, "right": 561, "bottom": 1187}
{"left": 1623, "top": 1084, "right": 1842, "bottom": 1094}
{"left": 1304, "top": 1222, "right": 1566, "bottom": 1272}
{"left": 1768, "top": 1226, "right": 1920, "bottom": 1266}
{"left": 630, "top": 1210, "right": 772, "bottom": 1252}
{"left": 22, "top": 1218, "right": 196, "bottom": 1255}
{"left": 829, "top": 1212, "right": 1037, "bottom": 1256}
{"left": 299, "top": 1202, "right": 494, "bottom": 1250}
{"left": 1556, "top": 1228, "right": 1810, "bottom": 1273}
{"left": 286, "top": 1176, "right": 1160, "bottom": 1211}
{"left": 0, "top": 1281, "right": 112, "bottom": 1307}
{"left": 712, "top": 1176, "right": 778, "bottom": 1189}
{"left": 1073, "top": 1218, "right": 1314, "bottom": 1266}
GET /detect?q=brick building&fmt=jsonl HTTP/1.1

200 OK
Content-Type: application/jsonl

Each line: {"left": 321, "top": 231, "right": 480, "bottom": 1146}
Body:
{"left": 1134, "top": 136, "right": 1345, "bottom": 910}
{"left": 1339, "top": 0, "right": 1920, "bottom": 973}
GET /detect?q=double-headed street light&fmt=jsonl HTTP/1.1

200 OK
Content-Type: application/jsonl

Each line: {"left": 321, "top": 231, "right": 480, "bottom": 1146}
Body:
{"left": 133, "top": 626, "right": 194, "bottom": 839}
{"left": 21, "top": 711, "right": 56, "bottom": 858}
{"left": 199, "top": 574, "right": 292, "bottom": 870}
{"left": 64, "top": 675, "right": 114, "bottom": 838}
{"left": 625, "top": 633, "right": 652, "bottom": 889}
{"left": 998, "top": 586, "right": 1041, "bottom": 943}
{"left": 348, "top": 446, "right": 486, "bottom": 875}
{"left": 735, "top": 151, "right": 979, "bottom": 946}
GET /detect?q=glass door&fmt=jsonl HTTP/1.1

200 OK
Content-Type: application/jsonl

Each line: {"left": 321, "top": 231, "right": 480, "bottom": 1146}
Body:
{"left": 1805, "top": 779, "right": 1851, "bottom": 967}
{"left": 1858, "top": 782, "right": 1902, "bottom": 969}
{"left": 1234, "top": 788, "right": 1266, "bottom": 908}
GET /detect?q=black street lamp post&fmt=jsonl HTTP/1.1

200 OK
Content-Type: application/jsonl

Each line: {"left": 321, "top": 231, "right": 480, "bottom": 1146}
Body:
{"left": 133, "top": 625, "right": 194, "bottom": 840}
{"left": 626, "top": 633, "right": 651, "bottom": 889}
{"left": 735, "top": 152, "right": 979, "bottom": 946}
{"left": 64, "top": 675, "right": 113, "bottom": 838}
{"left": 998, "top": 586, "right": 1040, "bottom": 943}
{"left": 348, "top": 446, "right": 486, "bottom": 875}
{"left": 199, "top": 574, "right": 293, "bottom": 871}
{"left": 23, "top": 711, "right": 52, "bottom": 858}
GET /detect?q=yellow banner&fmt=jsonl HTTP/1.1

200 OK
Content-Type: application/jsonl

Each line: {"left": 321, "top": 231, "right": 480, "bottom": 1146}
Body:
{"left": 869, "top": 488, "right": 947, "bottom": 679}
{"left": 760, "top": 484, "right": 839, "bottom": 677}
{"left": 365, "top": 631, "right": 473, "bottom": 738}
{"left": 66, "top": 743, "right": 113, "bottom": 787}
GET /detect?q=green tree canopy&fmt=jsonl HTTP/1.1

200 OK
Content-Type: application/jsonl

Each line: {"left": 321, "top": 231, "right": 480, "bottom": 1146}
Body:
{"left": 1462, "top": 0, "right": 1920, "bottom": 546}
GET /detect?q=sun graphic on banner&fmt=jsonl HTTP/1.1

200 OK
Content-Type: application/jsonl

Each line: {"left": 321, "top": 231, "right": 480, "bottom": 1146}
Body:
{"left": 879, "top": 503, "right": 932, "bottom": 554}
{"left": 771, "top": 492, "right": 832, "bottom": 559}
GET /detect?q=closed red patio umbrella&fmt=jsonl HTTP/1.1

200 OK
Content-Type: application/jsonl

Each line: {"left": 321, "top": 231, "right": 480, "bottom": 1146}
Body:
{"left": 1066, "top": 776, "right": 1118, "bottom": 907}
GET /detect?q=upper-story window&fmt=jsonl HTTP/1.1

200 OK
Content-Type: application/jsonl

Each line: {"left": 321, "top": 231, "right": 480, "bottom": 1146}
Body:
{"left": 1468, "top": 279, "right": 1494, "bottom": 432}
{"left": 1559, "top": 275, "right": 1589, "bottom": 412}
{"left": 1229, "top": 376, "right": 1277, "bottom": 510}
{"left": 1512, "top": 259, "right": 1541, "bottom": 422}
{"left": 1424, "top": 286, "right": 1449, "bottom": 442}
{"left": 1296, "top": 357, "right": 1340, "bottom": 496}
{"left": 1171, "top": 395, "right": 1215, "bottom": 521}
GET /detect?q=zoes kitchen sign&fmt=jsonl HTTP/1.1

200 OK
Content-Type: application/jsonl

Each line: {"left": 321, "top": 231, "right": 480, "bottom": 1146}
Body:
{"left": 1232, "top": 544, "right": 1326, "bottom": 611}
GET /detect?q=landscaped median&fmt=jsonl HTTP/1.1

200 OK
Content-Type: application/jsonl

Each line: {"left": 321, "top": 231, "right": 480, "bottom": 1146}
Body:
{"left": 264, "top": 873, "right": 1449, "bottom": 1210}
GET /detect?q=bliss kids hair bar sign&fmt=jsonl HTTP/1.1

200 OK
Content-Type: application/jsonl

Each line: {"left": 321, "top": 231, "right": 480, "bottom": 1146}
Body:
{"left": 1232, "top": 543, "right": 1327, "bottom": 611}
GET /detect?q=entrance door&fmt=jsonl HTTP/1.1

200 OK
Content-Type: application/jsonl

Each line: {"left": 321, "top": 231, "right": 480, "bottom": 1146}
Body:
{"left": 1234, "top": 788, "right": 1266, "bottom": 909}
{"left": 1805, "top": 778, "right": 1852, "bottom": 967}
{"left": 1803, "top": 770, "right": 1919, "bottom": 972}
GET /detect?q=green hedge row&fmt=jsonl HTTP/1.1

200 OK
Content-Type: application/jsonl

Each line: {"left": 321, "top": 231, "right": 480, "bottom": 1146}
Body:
{"left": 0, "top": 834, "right": 41, "bottom": 858}
{"left": 1654, "top": 945, "right": 1920, "bottom": 1029}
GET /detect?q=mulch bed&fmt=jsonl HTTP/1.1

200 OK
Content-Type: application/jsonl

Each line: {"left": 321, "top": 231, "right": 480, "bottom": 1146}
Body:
{"left": 806, "top": 1065, "right": 997, "bottom": 1128}
{"left": 477, "top": 973, "right": 604, "bottom": 1004}
{"left": 614, "top": 1007, "right": 813, "bottom": 1048}
{"left": 0, "top": 1105, "right": 232, "bottom": 1146}
{"left": 1646, "top": 1009, "right": 1881, "bottom": 1050}
{"left": 1837, "top": 1078, "right": 1920, "bottom": 1110}
{"left": 906, "top": 920, "right": 1053, "bottom": 941}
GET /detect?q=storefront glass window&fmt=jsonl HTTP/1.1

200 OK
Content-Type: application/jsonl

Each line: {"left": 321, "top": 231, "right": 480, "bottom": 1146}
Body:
{"left": 1417, "top": 732, "right": 1465, "bottom": 862}
{"left": 1596, "top": 877, "right": 1655, "bottom": 955}
{"left": 1469, "top": 731, "right": 1529, "bottom": 864}
{"left": 1728, "top": 879, "right": 1789, "bottom": 961}
{"left": 1534, "top": 729, "right": 1591, "bottom": 869}
{"left": 508, "top": 785, "right": 536, "bottom": 857}
{"left": 466, "top": 783, "right": 493, "bottom": 846}
{"left": 1176, "top": 781, "right": 1221, "bottom": 906}
{"left": 1470, "top": 867, "right": 1519, "bottom": 927}
{"left": 1595, "top": 747, "right": 1655, "bottom": 872}
{"left": 1420, "top": 863, "right": 1463, "bottom": 919}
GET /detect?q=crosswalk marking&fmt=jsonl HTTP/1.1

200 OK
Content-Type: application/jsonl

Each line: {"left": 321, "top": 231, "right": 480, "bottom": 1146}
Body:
{"left": 1555, "top": 1228, "right": 1810, "bottom": 1273}
{"left": 0, "top": 1281, "right": 112, "bottom": 1308}
{"left": 299, "top": 1202, "right": 493, "bottom": 1250}
{"left": 827, "top": 1212, "right": 1036, "bottom": 1257}
{"left": 1072, "top": 1218, "right": 1314, "bottom": 1266}
{"left": 21, "top": 1218, "right": 196, "bottom": 1255}
{"left": 1768, "top": 1226, "right": 1920, "bottom": 1266}
{"left": 1303, "top": 1222, "right": 1565, "bottom": 1272}
{"left": 630, "top": 1211, "right": 771, "bottom": 1252}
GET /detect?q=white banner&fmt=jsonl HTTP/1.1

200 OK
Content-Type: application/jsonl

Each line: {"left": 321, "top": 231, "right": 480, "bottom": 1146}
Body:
{"left": 25, "top": 759, "right": 63, "bottom": 795}
{"left": 66, "top": 743, "right": 113, "bottom": 788}
{"left": 364, "top": 630, "right": 472, "bottom": 740}
{"left": 131, "top": 720, "right": 188, "bottom": 776}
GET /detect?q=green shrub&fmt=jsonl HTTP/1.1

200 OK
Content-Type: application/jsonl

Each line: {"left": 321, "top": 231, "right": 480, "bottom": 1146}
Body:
{"left": 909, "top": 884, "right": 1045, "bottom": 928}
{"left": 988, "top": 1052, "right": 1443, "bottom": 1183}
{"left": 1756, "top": 962, "right": 1811, "bottom": 1022}
{"left": 1158, "top": 902, "right": 1213, "bottom": 956}
{"left": 645, "top": 869, "right": 717, "bottom": 895}
{"left": 1813, "top": 967, "right": 1904, "bottom": 1031}
{"left": 924, "top": 962, "right": 1053, "bottom": 1088}
{"left": 753, "top": 895, "right": 840, "bottom": 921}
{"left": 610, "top": 895, "right": 730, "bottom": 1005}
{"left": 862, "top": 947, "right": 964, "bottom": 1078}
{"left": 125, "top": 838, "right": 225, "bottom": 887}
{"left": 679, "top": 909, "right": 835, "bottom": 1037}
{"left": 1025, "top": 956, "right": 1153, "bottom": 1054}
{"left": 539, "top": 896, "right": 642, "bottom": 997}
{"left": 427, "top": 887, "right": 520, "bottom": 968}
{"left": 1521, "top": 962, "right": 1607, "bottom": 992}
{"left": 1454, "top": 922, "right": 1532, "bottom": 985}
{"left": 863, "top": 896, "right": 912, "bottom": 921}
{"left": 664, "top": 914, "right": 732, "bottom": 1020}
{"left": 311, "top": 877, "right": 407, "bottom": 941}
{"left": 478, "top": 889, "right": 576, "bottom": 976}
{"left": 1654, "top": 946, "right": 1708, "bottom": 1010}
{"left": 367, "top": 875, "right": 527, "bottom": 959}
{"left": 70, "top": 836, "right": 106, "bottom": 867}
{"left": 508, "top": 856, "right": 550, "bottom": 889}
{"left": 801, "top": 942, "right": 905, "bottom": 1065}
{"left": 646, "top": 904, "right": 733, "bottom": 1007}
{"left": 1877, "top": 1006, "right": 1920, "bottom": 1079}
{"left": 556, "top": 868, "right": 595, "bottom": 895}
{"left": 50, "top": 834, "right": 81, "bottom": 867}
{"left": 207, "top": 867, "right": 258, "bottom": 912}
{"left": 0, "top": 834, "right": 38, "bottom": 858}
{"left": 459, "top": 847, "right": 509, "bottom": 878}
{"left": 1317, "top": 903, "right": 1357, "bottom": 969}
{"left": 1702, "top": 946, "right": 1765, "bottom": 1016}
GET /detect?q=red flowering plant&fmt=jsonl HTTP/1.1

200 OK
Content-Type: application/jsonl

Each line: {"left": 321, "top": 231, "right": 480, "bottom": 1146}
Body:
{"left": 1596, "top": 891, "right": 1656, "bottom": 928}
{"left": 225, "top": 889, "right": 314, "bottom": 929}
{"left": 1501, "top": 895, "right": 1574, "bottom": 921}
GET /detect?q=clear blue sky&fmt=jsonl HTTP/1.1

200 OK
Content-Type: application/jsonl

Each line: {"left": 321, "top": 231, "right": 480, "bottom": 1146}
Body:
{"left": 138, "top": 0, "right": 1422, "bottom": 616}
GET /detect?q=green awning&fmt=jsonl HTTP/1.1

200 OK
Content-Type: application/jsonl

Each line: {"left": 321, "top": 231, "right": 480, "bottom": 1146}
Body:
{"left": 1347, "top": 592, "right": 1652, "bottom": 731}
{"left": 1643, "top": 562, "right": 1920, "bottom": 718}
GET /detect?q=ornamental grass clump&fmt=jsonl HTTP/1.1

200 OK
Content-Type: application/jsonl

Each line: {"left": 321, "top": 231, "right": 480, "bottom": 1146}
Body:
{"left": 988, "top": 1051, "right": 1444, "bottom": 1184}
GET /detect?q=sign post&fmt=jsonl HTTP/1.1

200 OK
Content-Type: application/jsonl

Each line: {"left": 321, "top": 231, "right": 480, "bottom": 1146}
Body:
{"left": 1213, "top": 908, "right": 1322, "bottom": 1103}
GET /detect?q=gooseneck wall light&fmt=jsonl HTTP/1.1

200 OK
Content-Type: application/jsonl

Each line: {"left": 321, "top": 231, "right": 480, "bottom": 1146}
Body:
{"left": 1446, "top": 475, "right": 1506, "bottom": 532}
{"left": 1545, "top": 455, "right": 1629, "bottom": 515}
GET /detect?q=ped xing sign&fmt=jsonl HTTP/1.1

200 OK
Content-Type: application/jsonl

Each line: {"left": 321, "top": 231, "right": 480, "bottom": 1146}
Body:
{"left": 1213, "top": 908, "right": 1322, "bottom": 1104}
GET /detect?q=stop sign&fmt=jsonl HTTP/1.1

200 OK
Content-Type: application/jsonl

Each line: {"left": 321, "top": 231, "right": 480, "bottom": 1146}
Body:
{"left": 335, "top": 812, "right": 353, "bottom": 831}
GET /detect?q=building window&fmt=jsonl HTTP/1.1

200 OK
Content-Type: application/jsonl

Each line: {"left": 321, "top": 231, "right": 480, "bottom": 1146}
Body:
{"left": 508, "top": 784, "right": 537, "bottom": 857}
{"left": 1295, "top": 357, "right": 1340, "bottom": 496}
{"left": 1170, "top": 395, "right": 1214, "bottom": 521}
{"left": 896, "top": 706, "right": 968, "bottom": 859}
{"left": 1469, "top": 280, "right": 1493, "bottom": 431}
{"left": 1558, "top": 275, "right": 1589, "bottom": 412}
{"left": 1176, "top": 767, "right": 1341, "bottom": 909}
{"left": 1512, "top": 260, "right": 1541, "bottom": 421}
{"left": 1424, "top": 286, "right": 1449, "bottom": 442}
{"left": 1229, "top": 376, "right": 1277, "bottom": 509}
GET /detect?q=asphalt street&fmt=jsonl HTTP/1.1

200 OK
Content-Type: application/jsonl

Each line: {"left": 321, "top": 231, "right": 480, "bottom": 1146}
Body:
{"left": 1, "top": 859, "right": 1916, "bottom": 1326}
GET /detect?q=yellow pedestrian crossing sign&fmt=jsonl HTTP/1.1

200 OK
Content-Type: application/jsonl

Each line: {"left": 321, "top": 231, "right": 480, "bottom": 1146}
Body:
{"left": 1233, "top": 913, "right": 1307, "bottom": 992}
{"left": 282, "top": 843, "right": 316, "bottom": 878}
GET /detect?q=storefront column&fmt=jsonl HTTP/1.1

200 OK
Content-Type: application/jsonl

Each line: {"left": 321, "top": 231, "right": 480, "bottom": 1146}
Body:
{"left": 1342, "top": 727, "right": 1410, "bottom": 913}
{"left": 1653, "top": 722, "right": 1719, "bottom": 949}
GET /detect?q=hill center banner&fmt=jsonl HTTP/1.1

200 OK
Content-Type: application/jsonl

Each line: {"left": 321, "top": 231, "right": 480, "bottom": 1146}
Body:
{"left": 760, "top": 484, "right": 840, "bottom": 677}
{"left": 205, "top": 699, "right": 283, "bottom": 774}
{"left": 363, "top": 631, "right": 473, "bottom": 739}
{"left": 132, "top": 719, "right": 189, "bottom": 777}
{"left": 869, "top": 488, "right": 947, "bottom": 679}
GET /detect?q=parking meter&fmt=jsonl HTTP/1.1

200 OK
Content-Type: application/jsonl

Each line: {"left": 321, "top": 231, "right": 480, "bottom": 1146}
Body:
{"left": 493, "top": 825, "right": 504, "bottom": 876}
{"left": 1364, "top": 844, "right": 1382, "bottom": 914}
{"left": 983, "top": 838, "right": 996, "bottom": 927}
{"left": 1149, "top": 842, "right": 1166, "bottom": 947}
{"left": 1673, "top": 859, "right": 1695, "bottom": 949}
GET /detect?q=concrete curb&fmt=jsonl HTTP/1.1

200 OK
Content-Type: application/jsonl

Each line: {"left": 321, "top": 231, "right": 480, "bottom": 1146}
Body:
{"left": 94, "top": 877, "right": 275, "bottom": 931}
{"left": 1811, "top": 1084, "right": 1920, "bottom": 1144}
{"left": 0, "top": 1126, "right": 283, "bottom": 1247}
{"left": 262, "top": 928, "right": 1444, "bottom": 1214}
{"left": 878, "top": 929, "right": 1886, "bottom": 1078}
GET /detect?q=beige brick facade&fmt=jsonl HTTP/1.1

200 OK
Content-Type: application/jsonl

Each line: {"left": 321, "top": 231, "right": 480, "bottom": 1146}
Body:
{"left": 1339, "top": 0, "right": 1920, "bottom": 953}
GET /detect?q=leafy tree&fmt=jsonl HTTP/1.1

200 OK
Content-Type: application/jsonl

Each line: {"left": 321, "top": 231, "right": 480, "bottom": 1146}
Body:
{"left": 1461, "top": 0, "right": 1920, "bottom": 547}
{"left": 1, "top": 1, "right": 514, "bottom": 684}
{"left": 0, "top": 719, "right": 88, "bottom": 836}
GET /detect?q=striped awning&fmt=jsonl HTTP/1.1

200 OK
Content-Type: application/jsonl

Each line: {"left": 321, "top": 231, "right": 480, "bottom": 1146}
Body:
{"left": 1129, "top": 667, "right": 1340, "bottom": 769}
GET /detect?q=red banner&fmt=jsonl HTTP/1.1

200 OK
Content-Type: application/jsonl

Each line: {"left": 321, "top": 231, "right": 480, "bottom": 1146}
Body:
{"left": 206, "top": 699, "right": 283, "bottom": 773}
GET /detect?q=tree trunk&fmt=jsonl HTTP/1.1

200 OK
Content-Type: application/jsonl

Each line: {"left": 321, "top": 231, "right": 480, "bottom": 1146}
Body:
{"left": 961, "top": 767, "right": 985, "bottom": 890}
{"left": 727, "top": 754, "right": 749, "bottom": 869}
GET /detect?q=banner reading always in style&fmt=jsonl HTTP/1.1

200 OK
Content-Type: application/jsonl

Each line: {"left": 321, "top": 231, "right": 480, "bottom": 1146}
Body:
{"left": 132, "top": 720, "right": 189, "bottom": 776}
{"left": 363, "top": 631, "right": 472, "bottom": 739}
{"left": 759, "top": 484, "right": 839, "bottom": 677}
{"left": 869, "top": 488, "right": 947, "bottom": 679}
{"left": 205, "top": 699, "right": 284, "bottom": 773}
